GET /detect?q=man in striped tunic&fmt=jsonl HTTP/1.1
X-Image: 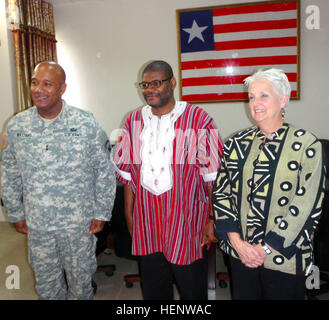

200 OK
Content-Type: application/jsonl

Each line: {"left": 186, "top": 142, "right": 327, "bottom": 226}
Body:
{"left": 113, "top": 60, "right": 223, "bottom": 300}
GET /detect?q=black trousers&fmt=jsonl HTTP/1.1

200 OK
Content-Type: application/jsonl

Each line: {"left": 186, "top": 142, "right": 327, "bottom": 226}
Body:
{"left": 229, "top": 256, "right": 306, "bottom": 300}
{"left": 139, "top": 250, "right": 208, "bottom": 300}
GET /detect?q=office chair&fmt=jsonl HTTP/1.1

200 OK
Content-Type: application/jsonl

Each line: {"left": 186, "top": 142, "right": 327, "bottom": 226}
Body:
{"left": 92, "top": 197, "right": 118, "bottom": 294}
{"left": 216, "top": 252, "right": 231, "bottom": 288}
{"left": 306, "top": 139, "right": 329, "bottom": 299}
{"left": 209, "top": 243, "right": 232, "bottom": 299}
{"left": 110, "top": 183, "right": 141, "bottom": 288}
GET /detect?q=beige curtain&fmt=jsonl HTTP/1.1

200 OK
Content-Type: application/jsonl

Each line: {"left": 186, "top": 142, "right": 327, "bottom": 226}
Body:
{"left": 9, "top": 0, "right": 57, "bottom": 113}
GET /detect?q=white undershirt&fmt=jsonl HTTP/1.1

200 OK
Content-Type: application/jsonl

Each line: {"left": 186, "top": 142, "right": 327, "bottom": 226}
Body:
{"left": 41, "top": 107, "right": 63, "bottom": 125}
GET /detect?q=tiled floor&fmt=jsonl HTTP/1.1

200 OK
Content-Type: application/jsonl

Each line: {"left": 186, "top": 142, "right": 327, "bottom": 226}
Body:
{"left": 1, "top": 221, "right": 328, "bottom": 300}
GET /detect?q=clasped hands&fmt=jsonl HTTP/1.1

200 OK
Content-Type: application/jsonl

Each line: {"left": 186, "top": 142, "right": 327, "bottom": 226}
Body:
{"left": 228, "top": 232, "right": 269, "bottom": 269}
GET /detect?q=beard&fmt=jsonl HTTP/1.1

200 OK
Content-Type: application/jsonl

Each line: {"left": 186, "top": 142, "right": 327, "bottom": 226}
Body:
{"left": 143, "top": 89, "right": 173, "bottom": 109}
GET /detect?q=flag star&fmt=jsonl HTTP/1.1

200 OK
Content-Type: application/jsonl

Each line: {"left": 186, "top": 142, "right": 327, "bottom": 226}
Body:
{"left": 183, "top": 20, "right": 208, "bottom": 44}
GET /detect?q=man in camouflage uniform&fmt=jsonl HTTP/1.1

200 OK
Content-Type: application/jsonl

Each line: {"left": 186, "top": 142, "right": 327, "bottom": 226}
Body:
{"left": 1, "top": 61, "right": 116, "bottom": 299}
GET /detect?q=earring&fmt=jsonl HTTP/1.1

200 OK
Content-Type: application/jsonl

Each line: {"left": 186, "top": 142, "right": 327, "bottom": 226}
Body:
{"left": 281, "top": 108, "right": 286, "bottom": 121}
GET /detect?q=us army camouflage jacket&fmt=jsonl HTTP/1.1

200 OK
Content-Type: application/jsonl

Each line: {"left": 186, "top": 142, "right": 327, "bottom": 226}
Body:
{"left": 1, "top": 100, "right": 116, "bottom": 231}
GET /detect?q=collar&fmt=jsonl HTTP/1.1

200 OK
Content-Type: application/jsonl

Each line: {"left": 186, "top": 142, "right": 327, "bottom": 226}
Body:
{"left": 33, "top": 99, "right": 67, "bottom": 121}
{"left": 255, "top": 123, "right": 289, "bottom": 141}
{"left": 140, "top": 101, "right": 187, "bottom": 195}
{"left": 30, "top": 100, "right": 68, "bottom": 130}
{"left": 142, "top": 101, "right": 186, "bottom": 122}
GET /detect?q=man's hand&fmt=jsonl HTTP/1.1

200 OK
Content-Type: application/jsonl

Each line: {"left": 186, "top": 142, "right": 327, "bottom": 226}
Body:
{"left": 89, "top": 219, "right": 106, "bottom": 234}
{"left": 201, "top": 220, "right": 218, "bottom": 249}
{"left": 124, "top": 184, "right": 134, "bottom": 238}
{"left": 14, "top": 220, "right": 28, "bottom": 234}
{"left": 202, "top": 186, "right": 218, "bottom": 249}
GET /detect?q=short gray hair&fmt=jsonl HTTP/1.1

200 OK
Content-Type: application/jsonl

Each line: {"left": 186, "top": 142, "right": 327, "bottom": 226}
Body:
{"left": 244, "top": 68, "right": 291, "bottom": 104}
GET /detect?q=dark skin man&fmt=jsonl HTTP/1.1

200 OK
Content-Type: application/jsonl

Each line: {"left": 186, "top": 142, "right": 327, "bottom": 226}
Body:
{"left": 14, "top": 61, "right": 105, "bottom": 235}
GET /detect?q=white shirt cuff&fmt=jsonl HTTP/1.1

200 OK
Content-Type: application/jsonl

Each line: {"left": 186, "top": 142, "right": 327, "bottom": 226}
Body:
{"left": 113, "top": 162, "right": 131, "bottom": 181}
{"left": 202, "top": 171, "right": 217, "bottom": 182}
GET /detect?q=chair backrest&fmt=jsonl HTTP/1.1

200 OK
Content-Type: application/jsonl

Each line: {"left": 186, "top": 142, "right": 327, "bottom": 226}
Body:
{"left": 320, "top": 139, "right": 329, "bottom": 180}
{"left": 314, "top": 140, "right": 329, "bottom": 271}
{"left": 318, "top": 139, "right": 329, "bottom": 235}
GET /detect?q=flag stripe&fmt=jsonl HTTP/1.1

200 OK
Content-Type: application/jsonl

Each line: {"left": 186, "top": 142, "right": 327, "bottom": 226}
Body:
{"left": 213, "top": 9, "right": 296, "bottom": 25}
{"left": 182, "top": 90, "right": 298, "bottom": 102}
{"left": 182, "top": 73, "right": 297, "bottom": 86}
{"left": 181, "top": 56, "right": 297, "bottom": 70}
{"left": 213, "top": 19, "right": 297, "bottom": 34}
{"left": 182, "top": 64, "right": 297, "bottom": 79}
{"left": 215, "top": 28, "right": 297, "bottom": 42}
{"left": 213, "top": 1, "right": 297, "bottom": 17}
{"left": 182, "top": 82, "right": 298, "bottom": 95}
{"left": 183, "top": 75, "right": 247, "bottom": 86}
{"left": 183, "top": 92, "right": 249, "bottom": 101}
{"left": 181, "top": 47, "right": 297, "bottom": 61}
{"left": 215, "top": 37, "right": 297, "bottom": 51}
{"left": 184, "top": 84, "right": 248, "bottom": 95}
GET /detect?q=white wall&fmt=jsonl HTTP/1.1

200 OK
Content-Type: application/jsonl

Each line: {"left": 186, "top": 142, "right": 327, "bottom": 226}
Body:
{"left": 0, "top": 0, "right": 17, "bottom": 221}
{"left": 53, "top": 0, "right": 329, "bottom": 143}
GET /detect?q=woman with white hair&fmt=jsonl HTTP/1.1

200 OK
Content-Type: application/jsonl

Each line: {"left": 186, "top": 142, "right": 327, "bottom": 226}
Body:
{"left": 212, "top": 68, "right": 325, "bottom": 299}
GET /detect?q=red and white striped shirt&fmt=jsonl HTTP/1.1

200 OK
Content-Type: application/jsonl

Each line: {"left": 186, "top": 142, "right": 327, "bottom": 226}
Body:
{"left": 113, "top": 102, "right": 223, "bottom": 265}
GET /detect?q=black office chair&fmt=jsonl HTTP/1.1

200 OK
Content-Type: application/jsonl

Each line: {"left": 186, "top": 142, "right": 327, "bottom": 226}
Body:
{"left": 92, "top": 222, "right": 116, "bottom": 294}
{"left": 209, "top": 243, "right": 231, "bottom": 293}
{"left": 216, "top": 252, "right": 231, "bottom": 289}
{"left": 110, "top": 183, "right": 141, "bottom": 288}
{"left": 306, "top": 139, "right": 329, "bottom": 299}
{"left": 92, "top": 197, "right": 119, "bottom": 294}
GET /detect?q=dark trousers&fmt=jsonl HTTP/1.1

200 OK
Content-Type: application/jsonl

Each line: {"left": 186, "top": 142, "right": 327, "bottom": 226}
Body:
{"left": 229, "top": 257, "right": 306, "bottom": 300}
{"left": 139, "top": 250, "right": 208, "bottom": 300}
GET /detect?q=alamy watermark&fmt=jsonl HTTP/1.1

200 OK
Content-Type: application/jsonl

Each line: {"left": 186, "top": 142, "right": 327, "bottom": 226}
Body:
{"left": 305, "top": 5, "right": 320, "bottom": 30}
{"left": 3, "top": 265, "right": 20, "bottom": 290}
{"left": 305, "top": 265, "right": 320, "bottom": 290}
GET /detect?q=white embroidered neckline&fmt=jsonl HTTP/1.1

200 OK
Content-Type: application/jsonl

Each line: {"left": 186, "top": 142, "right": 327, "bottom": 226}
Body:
{"left": 140, "top": 101, "right": 187, "bottom": 195}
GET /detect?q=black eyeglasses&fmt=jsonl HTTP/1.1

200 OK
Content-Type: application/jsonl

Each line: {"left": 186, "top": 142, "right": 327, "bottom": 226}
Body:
{"left": 138, "top": 77, "right": 172, "bottom": 90}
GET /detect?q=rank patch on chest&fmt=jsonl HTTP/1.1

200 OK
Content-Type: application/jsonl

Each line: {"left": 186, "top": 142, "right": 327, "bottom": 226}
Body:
{"left": 65, "top": 128, "right": 81, "bottom": 137}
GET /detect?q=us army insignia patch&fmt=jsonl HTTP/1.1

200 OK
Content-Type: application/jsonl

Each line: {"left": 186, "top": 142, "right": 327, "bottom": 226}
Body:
{"left": 1, "top": 132, "right": 7, "bottom": 149}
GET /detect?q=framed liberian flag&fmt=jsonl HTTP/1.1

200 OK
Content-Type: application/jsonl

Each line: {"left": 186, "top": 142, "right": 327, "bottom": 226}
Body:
{"left": 176, "top": 0, "right": 300, "bottom": 103}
